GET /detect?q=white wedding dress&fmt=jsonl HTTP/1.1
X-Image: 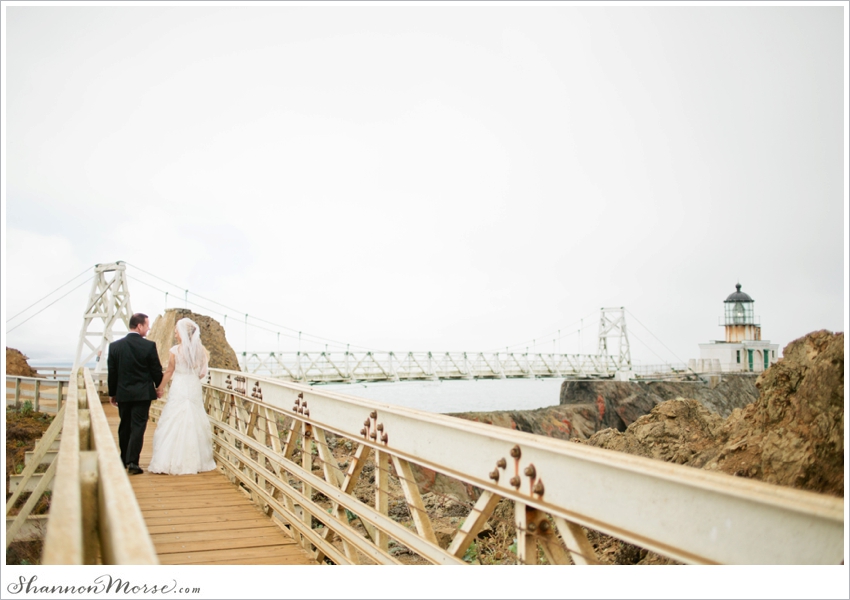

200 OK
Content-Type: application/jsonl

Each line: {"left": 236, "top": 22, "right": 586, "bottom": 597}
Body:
{"left": 148, "top": 345, "right": 217, "bottom": 475}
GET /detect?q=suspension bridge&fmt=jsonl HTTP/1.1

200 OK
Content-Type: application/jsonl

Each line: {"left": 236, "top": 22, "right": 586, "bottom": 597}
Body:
{"left": 5, "top": 262, "right": 844, "bottom": 567}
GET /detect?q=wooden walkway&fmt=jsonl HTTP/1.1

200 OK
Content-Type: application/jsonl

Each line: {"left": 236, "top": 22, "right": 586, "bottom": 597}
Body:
{"left": 104, "top": 402, "right": 317, "bottom": 565}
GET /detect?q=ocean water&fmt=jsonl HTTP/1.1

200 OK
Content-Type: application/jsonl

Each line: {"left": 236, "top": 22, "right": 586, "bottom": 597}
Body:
{"left": 317, "top": 378, "right": 565, "bottom": 414}
{"left": 25, "top": 360, "right": 564, "bottom": 415}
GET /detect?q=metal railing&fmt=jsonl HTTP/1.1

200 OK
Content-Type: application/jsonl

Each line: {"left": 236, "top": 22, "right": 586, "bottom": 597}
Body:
{"left": 5, "top": 376, "right": 67, "bottom": 414}
{"left": 240, "top": 351, "right": 629, "bottom": 383}
{"left": 202, "top": 368, "right": 844, "bottom": 565}
{"left": 40, "top": 368, "right": 157, "bottom": 564}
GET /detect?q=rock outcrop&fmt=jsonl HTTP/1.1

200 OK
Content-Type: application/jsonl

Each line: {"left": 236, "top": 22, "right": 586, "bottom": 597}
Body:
{"left": 5, "top": 348, "right": 38, "bottom": 377}
{"left": 148, "top": 309, "right": 240, "bottom": 371}
{"left": 449, "top": 375, "right": 758, "bottom": 442}
{"left": 584, "top": 330, "right": 844, "bottom": 497}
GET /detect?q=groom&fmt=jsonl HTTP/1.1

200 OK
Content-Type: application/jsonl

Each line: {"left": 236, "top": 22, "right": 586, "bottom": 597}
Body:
{"left": 108, "top": 312, "right": 163, "bottom": 475}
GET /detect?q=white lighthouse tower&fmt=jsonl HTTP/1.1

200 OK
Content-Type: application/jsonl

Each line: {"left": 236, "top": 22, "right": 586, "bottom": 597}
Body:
{"left": 695, "top": 283, "right": 779, "bottom": 373}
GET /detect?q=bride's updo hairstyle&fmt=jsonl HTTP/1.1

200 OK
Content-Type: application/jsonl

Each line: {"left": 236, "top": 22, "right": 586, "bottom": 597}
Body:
{"left": 176, "top": 318, "right": 208, "bottom": 375}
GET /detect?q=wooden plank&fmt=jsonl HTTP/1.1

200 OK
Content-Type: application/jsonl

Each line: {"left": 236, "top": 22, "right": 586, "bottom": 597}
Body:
{"left": 42, "top": 374, "right": 83, "bottom": 565}
{"left": 446, "top": 490, "right": 501, "bottom": 558}
{"left": 142, "top": 513, "right": 271, "bottom": 529}
{"left": 154, "top": 533, "right": 296, "bottom": 554}
{"left": 136, "top": 497, "right": 250, "bottom": 510}
{"left": 5, "top": 514, "right": 49, "bottom": 542}
{"left": 5, "top": 459, "right": 57, "bottom": 549}
{"left": 139, "top": 505, "right": 266, "bottom": 518}
{"left": 100, "top": 386, "right": 317, "bottom": 566}
{"left": 146, "top": 518, "right": 279, "bottom": 534}
{"left": 85, "top": 369, "right": 158, "bottom": 564}
{"left": 158, "top": 544, "right": 316, "bottom": 565}
{"left": 6, "top": 406, "right": 65, "bottom": 512}
{"left": 149, "top": 525, "right": 282, "bottom": 544}
{"left": 554, "top": 516, "right": 600, "bottom": 565}
{"left": 392, "top": 455, "right": 438, "bottom": 545}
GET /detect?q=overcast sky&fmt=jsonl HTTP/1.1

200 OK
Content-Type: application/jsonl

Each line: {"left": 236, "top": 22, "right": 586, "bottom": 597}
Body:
{"left": 3, "top": 3, "right": 846, "bottom": 368}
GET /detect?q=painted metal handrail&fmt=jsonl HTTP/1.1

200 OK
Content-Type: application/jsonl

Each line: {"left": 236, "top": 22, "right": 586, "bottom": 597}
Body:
{"left": 203, "top": 368, "right": 844, "bottom": 565}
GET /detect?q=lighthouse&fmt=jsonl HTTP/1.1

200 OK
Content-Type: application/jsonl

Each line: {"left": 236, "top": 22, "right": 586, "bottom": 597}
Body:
{"left": 694, "top": 283, "right": 779, "bottom": 373}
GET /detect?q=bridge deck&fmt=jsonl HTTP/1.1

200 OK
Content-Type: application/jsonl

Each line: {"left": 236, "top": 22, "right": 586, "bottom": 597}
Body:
{"left": 104, "top": 402, "right": 317, "bottom": 565}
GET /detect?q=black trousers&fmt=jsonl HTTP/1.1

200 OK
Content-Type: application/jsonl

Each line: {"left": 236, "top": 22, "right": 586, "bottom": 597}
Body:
{"left": 117, "top": 400, "right": 152, "bottom": 466}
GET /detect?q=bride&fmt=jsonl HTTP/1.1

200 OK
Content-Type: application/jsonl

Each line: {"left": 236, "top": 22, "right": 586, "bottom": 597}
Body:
{"left": 148, "top": 317, "right": 217, "bottom": 475}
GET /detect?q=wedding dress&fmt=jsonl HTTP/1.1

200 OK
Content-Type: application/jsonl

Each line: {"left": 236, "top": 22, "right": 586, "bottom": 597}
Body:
{"left": 148, "top": 343, "right": 216, "bottom": 475}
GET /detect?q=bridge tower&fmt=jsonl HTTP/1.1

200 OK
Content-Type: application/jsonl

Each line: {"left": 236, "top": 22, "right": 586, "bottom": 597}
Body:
{"left": 73, "top": 262, "right": 133, "bottom": 373}
{"left": 598, "top": 307, "right": 632, "bottom": 377}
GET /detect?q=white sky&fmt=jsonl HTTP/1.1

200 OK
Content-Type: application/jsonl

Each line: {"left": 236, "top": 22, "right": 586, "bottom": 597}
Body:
{"left": 2, "top": 3, "right": 847, "bottom": 369}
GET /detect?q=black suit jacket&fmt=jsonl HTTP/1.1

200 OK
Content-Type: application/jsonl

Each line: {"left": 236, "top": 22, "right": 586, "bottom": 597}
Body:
{"left": 107, "top": 333, "right": 164, "bottom": 402}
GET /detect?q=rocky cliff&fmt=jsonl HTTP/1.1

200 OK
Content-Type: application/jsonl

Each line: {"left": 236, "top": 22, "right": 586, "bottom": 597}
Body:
{"left": 148, "top": 309, "right": 240, "bottom": 371}
{"left": 584, "top": 330, "right": 844, "bottom": 497}
{"left": 5, "top": 348, "right": 38, "bottom": 377}
{"left": 449, "top": 374, "right": 758, "bottom": 441}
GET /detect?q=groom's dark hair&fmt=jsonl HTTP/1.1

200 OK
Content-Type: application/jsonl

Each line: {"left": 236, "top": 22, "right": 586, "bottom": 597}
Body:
{"left": 129, "top": 313, "right": 149, "bottom": 330}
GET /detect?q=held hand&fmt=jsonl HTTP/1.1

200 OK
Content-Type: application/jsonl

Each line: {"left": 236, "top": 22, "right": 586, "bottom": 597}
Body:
{"left": 110, "top": 397, "right": 117, "bottom": 407}
{"left": 156, "top": 387, "right": 163, "bottom": 399}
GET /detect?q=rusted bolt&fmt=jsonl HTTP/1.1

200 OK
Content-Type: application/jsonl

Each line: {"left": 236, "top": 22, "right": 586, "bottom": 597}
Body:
{"left": 524, "top": 464, "right": 536, "bottom": 479}
{"left": 376, "top": 423, "right": 383, "bottom": 431}
{"left": 527, "top": 522, "right": 537, "bottom": 533}
{"left": 360, "top": 427, "right": 367, "bottom": 436}
{"left": 489, "top": 469, "right": 500, "bottom": 482}
{"left": 369, "top": 431, "right": 377, "bottom": 440}
{"left": 364, "top": 419, "right": 370, "bottom": 427}
{"left": 381, "top": 432, "right": 388, "bottom": 444}
{"left": 295, "top": 398, "right": 301, "bottom": 406}
{"left": 509, "top": 476, "right": 521, "bottom": 489}
{"left": 304, "top": 429, "right": 311, "bottom": 438}
{"left": 538, "top": 520, "right": 550, "bottom": 532}
{"left": 370, "top": 411, "right": 377, "bottom": 419}
{"left": 496, "top": 458, "right": 507, "bottom": 469}
{"left": 533, "top": 479, "right": 545, "bottom": 497}
{"left": 302, "top": 400, "right": 307, "bottom": 408}
{"left": 510, "top": 445, "right": 521, "bottom": 459}
{"left": 292, "top": 405, "right": 298, "bottom": 412}
{"left": 304, "top": 410, "right": 310, "bottom": 418}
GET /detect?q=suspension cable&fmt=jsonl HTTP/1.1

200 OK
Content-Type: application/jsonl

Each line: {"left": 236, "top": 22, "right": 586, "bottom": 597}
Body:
{"left": 5, "top": 264, "right": 93, "bottom": 323}
{"left": 7, "top": 276, "right": 94, "bottom": 333}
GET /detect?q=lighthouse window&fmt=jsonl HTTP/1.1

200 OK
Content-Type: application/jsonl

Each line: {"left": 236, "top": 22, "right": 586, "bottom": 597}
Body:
{"left": 736, "top": 350, "right": 741, "bottom": 363}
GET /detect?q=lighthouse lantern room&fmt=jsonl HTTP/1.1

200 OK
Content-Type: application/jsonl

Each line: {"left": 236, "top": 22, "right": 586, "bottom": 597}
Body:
{"left": 695, "top": 283, "right": 779, "bottom": 373}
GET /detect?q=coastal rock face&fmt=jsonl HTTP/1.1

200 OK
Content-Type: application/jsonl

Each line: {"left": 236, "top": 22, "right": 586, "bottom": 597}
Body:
{"left": 449, "top": 374, "right": 758, "bottom": 442}
{"left": 584, "top": 330, "right": 844, "bottom": 497}
{"left": 561, "top": 375, "right": 759, "bottom": 420}
{"left": 5, "top": 348, "right": 38, "bottom": 377}
{"left": 148, "top": 309, "right": 240, "bottom": 371}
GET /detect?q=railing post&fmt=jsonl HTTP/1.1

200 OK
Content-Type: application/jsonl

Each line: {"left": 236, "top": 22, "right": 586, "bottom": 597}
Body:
{"left": 57, "top": 380, "right": 64, "bottom": 412}
{"left": 34, "top": 379, "right": 41, "bottom": 412}
{"left": 14, "top": 378, "right": 21, "bottom": 409}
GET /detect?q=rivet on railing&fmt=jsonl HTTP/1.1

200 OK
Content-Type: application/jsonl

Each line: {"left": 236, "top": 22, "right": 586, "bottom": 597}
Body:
{"left": 381, "top": 432, "right": 388, "bottom": 444}
{"left": 304, "top": 409, "right": 310, "bottom": 418}
{"left": 376, "top": 423, "right": 383, "bottom": 432}
{"left": 527, "top": 521, "right": 537, "bottom": 533}
{"left": 533, "top": 479, "right": 545, "bottom": 498}
{"left": 524, "top": 464, "right": 536, "bottom": 479}
{"left": 363, "top": 419, "right": 370, "bottom": 427}
{"left": 369, "top": 431, "right": 377, "bottom": 441}
{"left": 360, "top": 427, "right": 367, "bottom": 437}
{"left": 295, "top": 397, "right": 301, "bottom": 406}
{"left": 538, "top": 519, "right": 550, "bottom": 532}
{"left": 370, "top": 411, "right": 377, "bottom": 419}
{"left": 496, "top": 458, "right": 507, "bottom": 469}
{"left": 510, "top": 445, "right": 521, "bottom": 459}
{"left": 489, "top": 469, "right": 500, "bottom": 482}
{"left": 509, "top": 476, "right": 521, "bottom": 489}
